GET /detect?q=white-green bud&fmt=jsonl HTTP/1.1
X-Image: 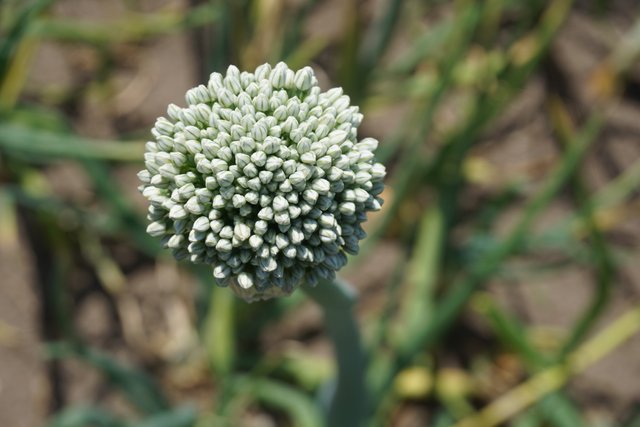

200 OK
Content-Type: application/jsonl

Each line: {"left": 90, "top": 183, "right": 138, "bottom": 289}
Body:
{"left": 213, "top": 264, "right": 230, "bottom": 280}
{"left": 294, "top": 67, "right": 315, "bottom": 91}
{"left": 270, "top": 62, "right": 287, "bottom": 88}
{"left": 300, "top": 151, "right": 316, "bottom": 164}
{"left": 139, "top": 62, "right": 385, "bottom": 301}
{"left": 254, "top": 63, "right": 271, "bottom": 80}
{"left": 273, "top": 195, "right": 289, "bottom": 212}
{"left": 224, "top": 65, "right": 242, "bottom": 93}
{"left": 234, "top": 223, "right": 251, "bottom": 241}
{"left": 258, "top": 206, "right": 274, "bottom": 221}
{"left": 154, "top": 117, "right": 174, "bottom": 136}
{"left": 237, "top": 272, "right": 253, "bottom": 289}
{"left": 192, "top": 216, "right": 210, "bottom": 232}
{"left": 289, "top": 171, "right": 306, "bottom": 187}
{"left": 146, "top": 221, "right": 166, "bottom": 237}
{"left": 167, "top": 103, "right": 182, "bottom": 121}
{"left": 265, "top": 156, "right": 283, "bottom": 171}
{"left": 169, "top": 205, "right": 188, "bottom": 220}
{"left": 167, "top": 234, "right": 185, "bottom": 249}
{"left": 184, "top": 197, "right": 205, "bottom": 214}
{"left": 311, "top": 178, "right": 330, "bottom": 194}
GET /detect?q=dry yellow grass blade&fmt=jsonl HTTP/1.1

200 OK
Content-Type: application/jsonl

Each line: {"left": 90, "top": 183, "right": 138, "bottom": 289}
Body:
{"left": 453, "top": 304, "right": 640, "bottom": 427}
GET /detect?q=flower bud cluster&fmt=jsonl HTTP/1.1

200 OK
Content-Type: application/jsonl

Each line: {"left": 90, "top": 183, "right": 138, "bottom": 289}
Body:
{"left": 139, "top": 62, "right": 385, "bottom": 301}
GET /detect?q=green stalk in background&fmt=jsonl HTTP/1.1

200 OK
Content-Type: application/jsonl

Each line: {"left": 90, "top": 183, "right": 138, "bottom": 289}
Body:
{"left": 304, "top": 279, "right": 367, "bottom": 427}
{"left": 370, "top": 114, "right": 603, "bottom": 410}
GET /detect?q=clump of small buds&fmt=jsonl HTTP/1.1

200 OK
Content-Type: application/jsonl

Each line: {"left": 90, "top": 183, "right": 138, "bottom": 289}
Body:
{"left": 138, "top": 62, "right": 385, "bottom": 301}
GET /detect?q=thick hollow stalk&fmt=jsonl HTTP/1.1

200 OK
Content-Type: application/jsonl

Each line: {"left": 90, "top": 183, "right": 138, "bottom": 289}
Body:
{"left": 303, "top": 278, "right": 367, "bottom": 427}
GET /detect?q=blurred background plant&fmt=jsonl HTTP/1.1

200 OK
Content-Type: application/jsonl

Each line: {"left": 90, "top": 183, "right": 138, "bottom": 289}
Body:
{"left": 1, "top": 0, "right": 640, "bottom": 426}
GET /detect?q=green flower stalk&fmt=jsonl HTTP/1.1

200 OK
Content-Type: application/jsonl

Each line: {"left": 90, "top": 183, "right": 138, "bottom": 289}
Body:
{"left": 138, "top": 62, "right": 385, "bottom": 301}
